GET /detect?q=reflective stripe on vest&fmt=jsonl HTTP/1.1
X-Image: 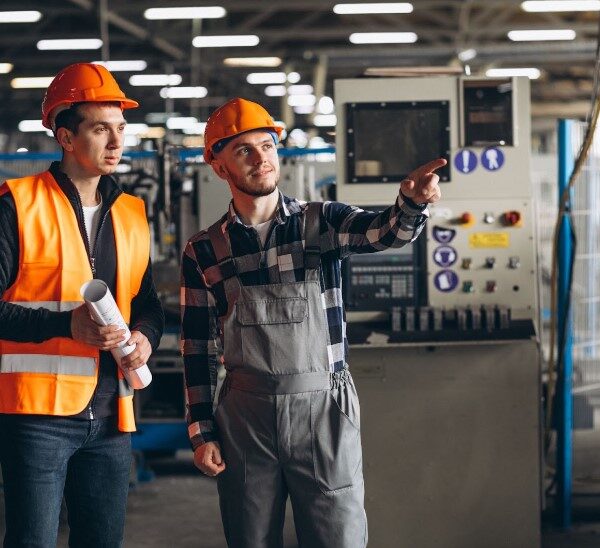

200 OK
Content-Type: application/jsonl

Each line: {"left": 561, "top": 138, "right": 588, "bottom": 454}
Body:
{"left": 0, "top": 171, "right": 149, "bottom": 431}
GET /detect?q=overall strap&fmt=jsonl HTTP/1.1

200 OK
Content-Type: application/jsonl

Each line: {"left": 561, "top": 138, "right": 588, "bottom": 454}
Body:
{"left": 207, "top": 221, "right": 241, "bottom": 315}
{"left": 304, "top": 202, "right": 322, "bottom": 275}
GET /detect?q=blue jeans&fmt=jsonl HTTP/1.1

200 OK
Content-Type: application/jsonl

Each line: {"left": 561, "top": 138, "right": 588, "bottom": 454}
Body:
{"left": 0, "top": 414, "right": 131, "bottom": 548}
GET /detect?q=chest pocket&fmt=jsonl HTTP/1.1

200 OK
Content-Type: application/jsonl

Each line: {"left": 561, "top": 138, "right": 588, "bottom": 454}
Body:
{"left": 236, "top": 297, "right": 308, "bottom": 325}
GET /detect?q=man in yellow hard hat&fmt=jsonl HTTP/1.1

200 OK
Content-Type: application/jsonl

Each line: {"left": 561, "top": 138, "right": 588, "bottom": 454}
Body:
{"left": 181, "top": 97, "right": 444, "bottom": 547}
{"left": 0, "top": 63, "right": 164, "bottom": 547}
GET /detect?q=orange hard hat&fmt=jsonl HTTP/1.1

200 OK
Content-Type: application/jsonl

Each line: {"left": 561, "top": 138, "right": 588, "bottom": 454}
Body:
{"left": 203, "top": 97, "right": 282, "bottom": 163}
{"left": 42, "top": 63, "right": 138, "bottom": 129}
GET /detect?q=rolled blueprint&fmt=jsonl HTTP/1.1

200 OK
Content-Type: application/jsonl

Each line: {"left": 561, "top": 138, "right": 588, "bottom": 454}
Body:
{"left": 80, "top": 279, "right": 152, "bottom": 389}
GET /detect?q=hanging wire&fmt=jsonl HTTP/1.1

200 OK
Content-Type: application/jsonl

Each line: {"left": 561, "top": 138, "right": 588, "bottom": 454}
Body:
{"left": 544, "top": 13, "right": 600, "bottom": 456}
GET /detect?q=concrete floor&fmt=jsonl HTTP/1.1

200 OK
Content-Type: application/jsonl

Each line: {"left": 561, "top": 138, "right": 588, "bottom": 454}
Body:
{"left": 3, "top": 441, "right": 600, "bottom": 547}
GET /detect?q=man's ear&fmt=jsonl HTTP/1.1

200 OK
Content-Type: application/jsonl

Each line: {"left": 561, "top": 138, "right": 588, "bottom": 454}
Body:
{"left": 56, "top": 127, "right": 73, "bottom": 152}
{"left": 211, "top": 158, "right": 228, "bottom": 181}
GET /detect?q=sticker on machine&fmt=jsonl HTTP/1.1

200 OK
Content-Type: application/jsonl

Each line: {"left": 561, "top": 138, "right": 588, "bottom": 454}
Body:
{"left": 432, "top": 226, "right": 456, "bottom": 244}
{"left": 481, "top": 147, "right": 505, "bottom": 171}
{"left": 433, "top": 246, "right": 457, "bottom": 267}
{"left": 469, "top": 232, "right": 510, "bottom": 248}
{"left": 454, "top": 149, "right": 477, "bottom": 174}
{"left": 433, "top": 270, "right": 459, "bottom": 292}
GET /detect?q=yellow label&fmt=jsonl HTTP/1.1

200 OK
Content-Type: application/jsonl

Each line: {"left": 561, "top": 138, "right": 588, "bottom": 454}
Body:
{"left": 469, "top": 232, "right": 510, "bottom": 248}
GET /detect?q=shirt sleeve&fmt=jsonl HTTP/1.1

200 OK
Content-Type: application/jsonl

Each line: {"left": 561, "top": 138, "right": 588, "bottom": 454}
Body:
{"left": 322, "top": 191, "right": 430, "bottom": 260}
{"left": 180, "top": 240, "right": 221, "bottom": 450}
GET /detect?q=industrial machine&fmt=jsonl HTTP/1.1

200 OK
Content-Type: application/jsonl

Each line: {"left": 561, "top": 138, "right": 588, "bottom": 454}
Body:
{"left": 335, "top": 76, "right": 541, "bottom": 547}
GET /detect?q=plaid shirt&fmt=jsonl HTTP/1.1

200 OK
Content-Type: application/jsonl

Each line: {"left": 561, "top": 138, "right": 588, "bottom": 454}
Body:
{"left": 180, "top": 191, "right": 428, "bottom": 449}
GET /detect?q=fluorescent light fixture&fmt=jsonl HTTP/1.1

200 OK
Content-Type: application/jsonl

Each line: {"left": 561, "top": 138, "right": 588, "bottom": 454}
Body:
{"left": 288, "top": 85, "right": 313, "bottom": 95}
{"left": 124, "top": 135, "right": 140, "bottom": 148}
{"left": 16, "top": 147, "right": 28, "bottom": 152}
{"left": 507, "top": 29, "right": 576, "bottom": 41}
{"left": 0, "top": 11, "right": 42, "bottom": 23}
{"left": 334, "top": 3, "right": 413, "bottom": 14}
{"left": 11, "top": 77, "right": 54, "bottom": 89}
{"left": 18, "top": 119, "right": 46, "bottom": 132}
{"left": 317, "top": 96, "right": 335, "bottom": 114}
{"left": 129, "top": 74, "right": 182, "bottom": 86}
{"left": 183, "top": 122, "right": 208, "bottom": 135}
{"left": 247, "top": 72, "right": 286, "bottom": 84}
{"left": 160, "top": 86, "right": 208, "bottom": 99}
{"left": 265, "top": 85, "right": 286, "bottom": 97}
{"left": 224, "top": 57, "right": 282, "bottom": 67}
{"left": 193, "top": 35, "right": 259, "bottom": 48}
{"left": 144, "top": 7, "right": 226, "bottom": 19}
{"left": 293, "top": 105, "right": 315, "bottom": 115}
{"left": 37, "top": 39, "right": 103, "bottom": 50}
{"left": 287, "top": 94, "right": 316, "bottom": 107}
{"left": 314, "top": 114, "right": 337, "bottom": 127}
{"left": 349, "top": 32, "right": 417, "bottom": 44}
{"left": 458, "top": 48, "right": 477, "bottom": 62}
{"left": 93, "top": 60, "right": 147, "bottom": 71}
{"left": 287, "top": 72, "right": 301, "bottom": 83}
{"left": 486, "top": 67, "right": 541, "bottom": 79}
{"left": 166, "top": 117, "right": 199, "bottom": 130}
{"left": 124, "top": 124, "right": 149, "bottom": 135}
{"left": 522, "top": 1, "right": 600, "bottom": 11}
{"left": 0, "top": 63, "right": 13, "bottom": 74}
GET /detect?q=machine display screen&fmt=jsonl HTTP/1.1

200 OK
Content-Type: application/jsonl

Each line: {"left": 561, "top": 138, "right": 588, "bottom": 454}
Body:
{"left": 345, "top": 101, "right": 450, "bottom": 184}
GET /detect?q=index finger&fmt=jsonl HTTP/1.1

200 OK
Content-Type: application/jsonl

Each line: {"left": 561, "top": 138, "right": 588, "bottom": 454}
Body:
{"left": 407, "top": 158, "right": 447, "bottom": 180}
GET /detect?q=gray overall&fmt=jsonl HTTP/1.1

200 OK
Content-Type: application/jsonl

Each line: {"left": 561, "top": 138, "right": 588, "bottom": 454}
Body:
{"left": 207, "top": 203, "right": 368, "bottom": 548}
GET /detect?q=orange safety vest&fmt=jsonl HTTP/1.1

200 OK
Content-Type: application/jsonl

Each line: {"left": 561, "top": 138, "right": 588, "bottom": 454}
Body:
{"left": 0, "top": 170, "right": 150, "bottom": 432}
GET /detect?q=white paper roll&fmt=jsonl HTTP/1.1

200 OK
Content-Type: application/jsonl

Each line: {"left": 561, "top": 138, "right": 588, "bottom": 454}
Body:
{"left": 80, "top": 279, "right": 152, "bottom": 389}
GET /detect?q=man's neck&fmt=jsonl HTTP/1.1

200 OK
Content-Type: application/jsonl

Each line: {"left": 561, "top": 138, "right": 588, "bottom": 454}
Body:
{"left": 59, "top": 157, "right": 101, "bottom": 206}
{"left": 231, "top": 189, "right": 279, "bottom": 226}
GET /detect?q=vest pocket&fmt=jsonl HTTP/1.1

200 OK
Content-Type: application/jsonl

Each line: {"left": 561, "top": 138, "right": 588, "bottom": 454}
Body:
{"left": 311, "top": 390, "right": 362, "bottom": 494}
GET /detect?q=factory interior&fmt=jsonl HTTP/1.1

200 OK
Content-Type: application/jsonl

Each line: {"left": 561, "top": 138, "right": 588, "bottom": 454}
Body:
{"left": 3, "top": 1, "right": 600, "bottom": 547}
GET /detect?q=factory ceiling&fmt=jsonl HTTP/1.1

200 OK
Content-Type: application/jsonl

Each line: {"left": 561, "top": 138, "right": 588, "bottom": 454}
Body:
{"left": 0, "top": 0, "right": 597, "bottom": 143}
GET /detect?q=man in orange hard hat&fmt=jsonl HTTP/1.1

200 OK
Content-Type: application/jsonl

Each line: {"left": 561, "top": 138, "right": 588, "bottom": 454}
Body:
{"left": 0, "top": 63, "right": 164, "bottom": 547}
{"left": 181, "top": 97, "right": 444, "bottom": 547}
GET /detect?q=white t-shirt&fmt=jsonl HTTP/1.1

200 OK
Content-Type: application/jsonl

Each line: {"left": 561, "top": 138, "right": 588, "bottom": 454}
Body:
{"left": 252, "top": 219, "right": 273, "bottom": 247}
{"left": 82, "top": 197, "right": 102, "bottom": 252}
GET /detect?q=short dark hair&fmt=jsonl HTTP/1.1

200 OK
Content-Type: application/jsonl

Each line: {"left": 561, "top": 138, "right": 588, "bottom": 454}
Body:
{"left": 53, "top": 101, "right": 122, "bottom": 135}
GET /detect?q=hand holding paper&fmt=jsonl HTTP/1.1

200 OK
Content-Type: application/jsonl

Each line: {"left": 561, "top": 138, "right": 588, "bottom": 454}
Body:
{"left": 80, "top": 279, "right": 152, "bottom": 389}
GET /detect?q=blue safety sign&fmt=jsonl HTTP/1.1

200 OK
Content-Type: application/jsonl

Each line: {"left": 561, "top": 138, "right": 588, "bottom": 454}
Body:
{"left": 432, "top": 226, "right": 456, "bottom": 244}
{"left": 481, "top": 147, "right": 505, "bottom": 171}
{"left": 454, "top": 149, "right": 477, "bottom": 174}
{"left": 433, "top": 246, "right": 457, "bottom": 268}
{"left": 434, "top": 270, "right": 459, "bottom": 292}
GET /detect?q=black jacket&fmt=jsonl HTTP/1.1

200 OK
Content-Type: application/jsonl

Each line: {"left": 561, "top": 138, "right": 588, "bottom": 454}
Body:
{"left": 0, "top": 162, "right": 164, "bottom": 419}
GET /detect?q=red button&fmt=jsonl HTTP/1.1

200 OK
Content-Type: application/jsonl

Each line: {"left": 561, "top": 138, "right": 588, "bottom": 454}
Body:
{"left": 503, "top": 210, "right": 521, "bottom": 226}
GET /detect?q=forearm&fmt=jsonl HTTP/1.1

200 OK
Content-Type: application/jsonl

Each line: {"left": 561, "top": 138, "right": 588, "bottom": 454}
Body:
{"left": 0, "top": 302, "right": 72, "bottom": 342}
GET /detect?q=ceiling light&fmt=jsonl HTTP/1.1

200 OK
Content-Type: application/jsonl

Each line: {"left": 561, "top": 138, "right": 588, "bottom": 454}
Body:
{"left": 507, "top": 29, "right": 576, "bottom": 41}
{"left": 124, "top": 135, "right": 140, "bottom": 148}
{"left": 265, "top": 85, "right": 286, "bottom": 97}
{"left": 224, "top": 57, "right": 282, "bottom": 67}
{"left": 314, "top": 114, "right": 337, "bottom": 127}
{"left": 124, "top": 124, "right": 149, "bottom": 135}
{"left": 0, "top": 11, "right": 42, "bottom": 23}
{"left": 144, "top": 7, "right": 226, "bottom": 19}
{"left": 193, "top": 35, "right": 259, "bottom": 48}
{"left": 0, "top": 63, "right": 13, "bottom": 74}
{"left": 349, "top": 32, "right": 418, "bottom": 44}
{"left": 11, "top": 77, "right": 54, "bottom": 89}
{"left": 160, "top": 86, "right": 208, "bottom": 99}
{"left": 18, "top": 120, "right": 46, "bottom": 132}
{"left": 287, "top": 94, "right": 316, "bottom": 107}
{"left": 317, "top": 96, "right": 335, "bottom": 114}
{"left": 247, "top": 72, "right": 287, "bottom": 84}
{"left": 288, "top": 85, "right": 313, "bottom": 95}
{"left": 37, "top": 39, "right": 103, "bottom": 50}
{"left": 183, "top": 122, "right": 207, "bottom": 135}
{"left": 522, "top": 1, "right": 600, "bottom": 11}
{"left": 16, "top": 147, "right": 28, "bottom": 152}
{"left": 129, "top": 74, "right": 182, "bottom": 86}
{"left": 93, "top": 60, "right": 147, "bottom": 71}
{"left": 287, "top": 72, "right": 301, "bottom": 83}
{"left": 333, "top": 3, "right": 413, "bottom": 14}
{"left": 458, "top": 48, "right": 477, "bottom": 62}
{"left": 166, "top": 117, "right": 199, "bottom": 130}
{"left": 293, "top": 105, "right": 315, "bottom": 115}
{"left": 485, "top": 67, "right": 541, "bottom": 79}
